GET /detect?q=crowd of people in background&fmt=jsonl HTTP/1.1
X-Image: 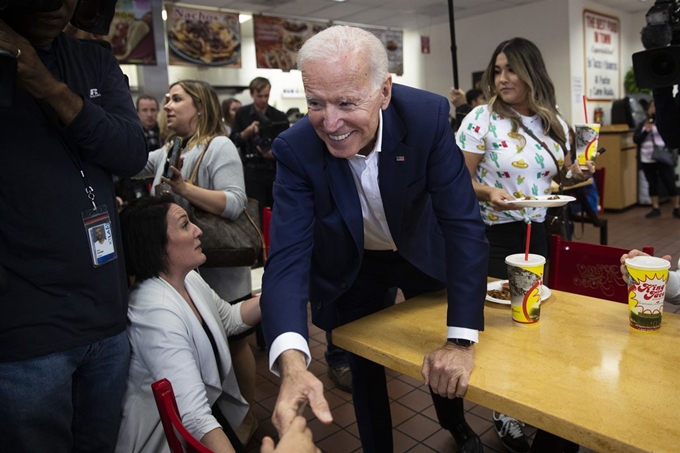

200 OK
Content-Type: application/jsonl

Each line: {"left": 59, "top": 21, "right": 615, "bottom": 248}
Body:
{"left": 3, "top": 3, "right": 680, "bottom": 453}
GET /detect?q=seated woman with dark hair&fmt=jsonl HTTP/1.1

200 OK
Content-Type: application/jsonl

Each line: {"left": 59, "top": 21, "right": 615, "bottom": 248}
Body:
{"left": 115, "top": 196, "right": 261, "bottom": 453}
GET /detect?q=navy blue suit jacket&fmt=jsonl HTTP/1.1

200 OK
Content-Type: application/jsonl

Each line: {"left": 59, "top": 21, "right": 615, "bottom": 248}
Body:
{"left": 260, "top": 84, "right": 489, "bottom": 345}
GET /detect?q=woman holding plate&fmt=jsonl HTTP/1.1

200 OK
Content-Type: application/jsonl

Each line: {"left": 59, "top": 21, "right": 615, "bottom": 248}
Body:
{"left": 457, "top": 37, "right": 591, "bottom": 453}
{"left": 457, "top": 37, "right": 593, "bottom": 279}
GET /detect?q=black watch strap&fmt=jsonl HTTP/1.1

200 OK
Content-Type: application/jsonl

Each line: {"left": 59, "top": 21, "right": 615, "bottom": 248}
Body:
{"left": 447, "top": 338, "right": 474, "bottom": 348}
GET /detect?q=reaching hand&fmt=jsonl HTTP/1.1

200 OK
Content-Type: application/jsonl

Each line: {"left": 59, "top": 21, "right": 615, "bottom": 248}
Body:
{"left": 261, "top": 416, "right": 319, "bottom": 453}
{"left": 422, "top": 342, "right": 475, "bottom": 399}
{"left": 273, "top": 351, "right": 332, "bottom": 436}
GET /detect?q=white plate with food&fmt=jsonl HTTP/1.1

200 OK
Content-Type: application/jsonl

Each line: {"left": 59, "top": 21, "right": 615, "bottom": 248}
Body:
{"left": 486, "top": 280, "right": 551, "bottom": 305}
{"left": 506, "top": 194, "right": 575, "bottom": 208}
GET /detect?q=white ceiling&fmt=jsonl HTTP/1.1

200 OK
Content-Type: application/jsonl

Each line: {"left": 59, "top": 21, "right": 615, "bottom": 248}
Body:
{"left": 171, "top": 0, "right": 652, "bottom": 30}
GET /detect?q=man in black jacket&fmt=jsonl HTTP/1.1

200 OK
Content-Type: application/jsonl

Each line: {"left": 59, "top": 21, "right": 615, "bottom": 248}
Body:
{"left": 230, "top": 77, "right": 289, "bottom": 213}
{"left": 0, "top": 2, "right": 147, "bottom": 451}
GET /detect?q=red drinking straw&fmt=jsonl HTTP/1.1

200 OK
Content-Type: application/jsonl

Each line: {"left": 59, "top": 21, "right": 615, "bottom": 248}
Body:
{"left": 582, "top": 95, "right": 588, "bottom": 123}
{"left": 524, "top": 222, "right": 532, "bottom": 261}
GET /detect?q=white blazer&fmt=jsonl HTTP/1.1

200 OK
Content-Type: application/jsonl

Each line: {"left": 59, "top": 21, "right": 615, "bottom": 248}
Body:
{"left": 116, "top": 271, "right": 251, "bottom": 453}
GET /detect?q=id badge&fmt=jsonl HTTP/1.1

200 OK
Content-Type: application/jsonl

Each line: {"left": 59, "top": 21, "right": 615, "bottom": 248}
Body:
{"left": 82, "top": 205, "right": 117, "bottom": 267}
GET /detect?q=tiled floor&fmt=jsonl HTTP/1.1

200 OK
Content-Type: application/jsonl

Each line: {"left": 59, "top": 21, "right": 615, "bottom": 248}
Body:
{"left": 244, "top": 205, "right": 679, "bottom": 452}
{"left": 242, "top": 322, "right": 539, "bottom": 453}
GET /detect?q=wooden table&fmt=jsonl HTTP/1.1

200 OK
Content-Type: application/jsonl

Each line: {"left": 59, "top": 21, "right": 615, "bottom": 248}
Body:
{"left": 333, "top": 287, "right": 680, "bottom": 453}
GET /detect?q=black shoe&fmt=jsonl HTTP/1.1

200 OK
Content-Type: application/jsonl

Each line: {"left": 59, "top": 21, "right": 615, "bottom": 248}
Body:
{"left": 449, "top": 421, "right": 484, "bottom": 453}
{"left": 327, "top": 365, "right": 352, "bottom": 393}
{"left": 646, "top": 208, "right": 661, "bottom": 218}
{"left": 493, "top": 412, "right": 530, "bottom": 453}
{"left": 673, "top": 208, "right": 680, "bottom": 219}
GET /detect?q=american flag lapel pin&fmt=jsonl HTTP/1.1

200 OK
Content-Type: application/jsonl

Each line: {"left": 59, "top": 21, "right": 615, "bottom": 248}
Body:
{"left": 396, "top": 155, "right": 405, "bottom": 162}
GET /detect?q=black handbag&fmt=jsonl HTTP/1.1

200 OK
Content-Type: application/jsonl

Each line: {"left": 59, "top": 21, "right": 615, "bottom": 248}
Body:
{"left": 650, "top": 130, "right": 678, "bottom": 167}
{"left": 187, "top": 140, "right": 265, "bottom": 268}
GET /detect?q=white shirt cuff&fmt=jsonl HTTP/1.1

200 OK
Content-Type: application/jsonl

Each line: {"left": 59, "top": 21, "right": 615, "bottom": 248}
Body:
{"left": 268, "top": 332, "right": 312, "bottom": 377}
{"left": 446, "top": 327, "right": 479, "bottom": 343}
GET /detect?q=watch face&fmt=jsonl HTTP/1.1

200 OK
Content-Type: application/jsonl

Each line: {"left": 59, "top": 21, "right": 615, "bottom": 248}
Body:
{"left": 449, "top": 338, "right": 473, "bottom": 347}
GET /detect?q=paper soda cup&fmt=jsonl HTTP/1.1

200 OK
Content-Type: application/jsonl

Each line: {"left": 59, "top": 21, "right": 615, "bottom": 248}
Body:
{"left": 574, "top": 123, "right": 600, "bottom": 167}
{"left": 625, "top": 256, "right": 670, "bottom": 333}
{"left": 506, "top": 254, "right": 546, "bottom": 326}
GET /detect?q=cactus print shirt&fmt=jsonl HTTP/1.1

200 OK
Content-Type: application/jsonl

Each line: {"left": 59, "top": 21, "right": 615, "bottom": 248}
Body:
{"left": 457, "top": 104, "right": 569, "bottom": 226}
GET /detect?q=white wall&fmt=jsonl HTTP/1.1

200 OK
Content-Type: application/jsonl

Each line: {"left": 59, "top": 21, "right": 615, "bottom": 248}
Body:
{"left": 407, "top": 0, "right": 647, "bottom": 125}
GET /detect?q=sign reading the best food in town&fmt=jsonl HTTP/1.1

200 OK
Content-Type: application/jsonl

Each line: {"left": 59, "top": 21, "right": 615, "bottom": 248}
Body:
{"left": 64, "top": 0, "right": 156, "bottom": 65}
{"left": 253, "top": 15, "right": 328, "bottom": 72}
{"left": 583, "top": 10, "right": 620, "bottom": 100}
{"left": 166, "top": 5, "right": 241, "bottom": 67}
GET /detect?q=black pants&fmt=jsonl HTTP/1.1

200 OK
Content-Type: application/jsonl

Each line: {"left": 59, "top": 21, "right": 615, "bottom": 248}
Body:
{"left": 485, "top": 221, "right": 548, "bottom": 279}
{"left": 332, "top": 250, "right": 467, "bottom": 453}
{"left": 641, "top": 162, "right": 677, "bottom": 197}
{"left": 244, "top": 166, "right": 275, "bottom": 225}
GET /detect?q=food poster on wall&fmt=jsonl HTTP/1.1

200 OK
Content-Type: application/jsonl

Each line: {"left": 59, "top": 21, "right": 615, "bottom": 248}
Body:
{"left": 166, "top": 5, "right": 241, "bottom": 67}
{"left": 583, "top": 10, "right": 620, "bottom": 101}
{"left": 364, "top": 28, "right": 403, "bottom": 75}
{"left": 63, "top": 0, "right": 156, "bottom": 65}
{"left": 253, "top": 15, "right": 329, "bottom": 72}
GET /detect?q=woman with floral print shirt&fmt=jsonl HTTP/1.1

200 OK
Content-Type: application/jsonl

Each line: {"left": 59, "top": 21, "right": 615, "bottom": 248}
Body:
{"left": 457, "top": 37, "right": 593, "bottom": 279}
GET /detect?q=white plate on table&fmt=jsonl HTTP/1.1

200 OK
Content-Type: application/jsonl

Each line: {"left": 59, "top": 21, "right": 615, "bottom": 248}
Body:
{"left": 486, "top": 280, "right": 552, "bottom": 305}
{"left": 506, "top": 195, "right": 576, "bottom": 208}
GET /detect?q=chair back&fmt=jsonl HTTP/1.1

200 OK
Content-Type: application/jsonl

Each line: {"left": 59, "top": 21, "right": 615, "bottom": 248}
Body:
{"left": 594, "top": 167, "right": 605, "bottom": 213}
{"left": 262, "top": 206, "right": 272, "bottom": 260}
{"left": 547, "top": 234, "right": 654, "bottom": 303}
{"left": 151, "top": 379, "right": 214, "bottom": 453}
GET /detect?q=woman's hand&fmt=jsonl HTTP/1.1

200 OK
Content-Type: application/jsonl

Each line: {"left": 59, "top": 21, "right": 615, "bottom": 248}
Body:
{"left": 161, "top": 157, "right": 188, "bottom": 197}
{"left": 566, "top": 159, "right": 596, "bottom": 182}
{"left": 486, "top": 187, "right": 521, "bottom": 211}
{"left": 261, "top": 416, "right": 319, "bottom": 453}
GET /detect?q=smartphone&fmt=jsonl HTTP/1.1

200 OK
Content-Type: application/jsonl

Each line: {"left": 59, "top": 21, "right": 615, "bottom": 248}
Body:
{"left": 597, "top": 147, "right": 607, "bottom": 156}
{"left": 163, "top": 137, "right": 182, "bottom": 179}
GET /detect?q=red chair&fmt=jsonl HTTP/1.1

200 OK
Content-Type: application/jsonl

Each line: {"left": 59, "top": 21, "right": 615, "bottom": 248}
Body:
{"left": 548, "top": 234, "right": 654, "bottom": 304}
{"left": 547, "top": 234, "right": 653, "bottom": 303}
{"left": 151, "top": 379, "right": 213, "bottom": 453}
{"left": 262, "top": 206, "right": 272, "bottom": 261}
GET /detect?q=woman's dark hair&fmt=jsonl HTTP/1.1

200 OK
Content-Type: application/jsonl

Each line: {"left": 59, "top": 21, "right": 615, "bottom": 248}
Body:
{"left": 120, "top": 196, "right": 174, "bottom": 281}
{"left": 481, "top": 37, "right": 568, "bottom": 149}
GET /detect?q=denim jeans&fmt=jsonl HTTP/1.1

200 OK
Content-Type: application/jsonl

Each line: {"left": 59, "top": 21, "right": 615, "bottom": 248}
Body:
{"left": 0, "top": 330, "right": 130, "bottom": 453}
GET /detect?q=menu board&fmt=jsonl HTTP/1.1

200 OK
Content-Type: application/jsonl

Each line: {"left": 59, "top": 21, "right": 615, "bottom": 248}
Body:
{"left": 583, "top": 10, "right": 620, "bottom": 101}
{"left": 166, "top": 5, "right": 241, "bottom": 67}
{"left": 64, "top": 0, "right": 156, "bottom": 65}
{"left": 253, "top": 15, "right": 329, "bottom": 72}
{"left": 364, "top": 28, "right": 403, "bottom": 76}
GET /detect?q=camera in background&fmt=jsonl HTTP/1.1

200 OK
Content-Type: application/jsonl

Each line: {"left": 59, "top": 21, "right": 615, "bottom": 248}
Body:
{"left": 633, "top": 0, "right": 680, "bottom": 89}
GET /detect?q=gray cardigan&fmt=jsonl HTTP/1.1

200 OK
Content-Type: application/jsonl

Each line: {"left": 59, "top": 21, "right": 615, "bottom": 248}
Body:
{"left": 140, "top": 136, "right": 251, "bottom": 301}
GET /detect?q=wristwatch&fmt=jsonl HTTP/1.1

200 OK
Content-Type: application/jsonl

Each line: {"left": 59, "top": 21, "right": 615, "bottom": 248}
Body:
{"left": 447, "top": 338, "right": 474, "bottom": 348}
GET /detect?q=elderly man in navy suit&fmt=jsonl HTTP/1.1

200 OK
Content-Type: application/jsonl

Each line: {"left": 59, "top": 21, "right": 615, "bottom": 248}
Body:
{"left": 260, "top": 25, "right": 489, "bottom": 453}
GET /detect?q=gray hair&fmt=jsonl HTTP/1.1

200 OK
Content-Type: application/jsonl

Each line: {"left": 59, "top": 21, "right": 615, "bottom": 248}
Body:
{"left": 297, "top": 25, "right": 389, "bottom": 90}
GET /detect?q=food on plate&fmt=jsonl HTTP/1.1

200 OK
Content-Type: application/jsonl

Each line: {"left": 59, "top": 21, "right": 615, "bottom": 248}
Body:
{"left": 260, "top": 48, "right": 295, "bottom": 71}
{"left": 487, "top": 281, "right": 511, "bottom": 301}
{"left": 282, "top": 20, "right": 307, "bottom": 33}
{"left": 283, "top": 33, "right": 306, "bottom": 52}
{"left": 547, "top": 195, "right": 561, "bottom": 200}
{"left": 169, "top": 19, "right": 239, "bottom": 63}
{"left": 386, "top": 40, "right": 398, "bottom": 51}
{"left": 523, "top": 195, "right": 538, "bottom": 200}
